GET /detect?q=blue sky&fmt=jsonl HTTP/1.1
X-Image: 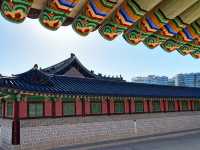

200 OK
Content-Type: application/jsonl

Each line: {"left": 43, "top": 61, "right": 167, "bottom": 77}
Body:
{"left": 1, "top": 15, "right": 200, "bottom": 81}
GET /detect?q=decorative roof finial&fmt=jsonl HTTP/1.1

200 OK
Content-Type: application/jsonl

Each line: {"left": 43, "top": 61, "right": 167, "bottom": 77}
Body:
{"left": 70, "top": 53, "right": 75, "bottom": 58}
{"left": 33, "top": 64, "right": 38, "bottom": 70}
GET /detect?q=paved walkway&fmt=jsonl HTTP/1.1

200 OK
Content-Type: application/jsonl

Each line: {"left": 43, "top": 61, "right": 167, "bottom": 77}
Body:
{"left": 53, "top": 130, "right": 200, "bottom": 150}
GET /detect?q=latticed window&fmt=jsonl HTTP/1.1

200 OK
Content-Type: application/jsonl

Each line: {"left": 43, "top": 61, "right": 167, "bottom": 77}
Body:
{"left": 135, "top": 101, "right": 144, "bottom": 113}
{"left": 181, "top": 100, "right": 188, "bottom": 111}
{"left": 91, "top": 102, "right": 101, "bottom": 114}
{"left": 152, "top": 100, "right": 160, "bottom": 112}
{"left": 63, "top": 102, "right": 75, "bottom": 116}
{"left": 7, "top": 103, "right": 13, "bottom": 117}
{"left": 194, "top": 101, "right": 200, "bottom": 111}
{"left": 168, "top": 101, "right": 175, "bottom": 111}
{"left": 114, "top": 101, "right": 124, "bottom": 113}
{"left": 29, "top": 103, "right": 43, "bottom": 117}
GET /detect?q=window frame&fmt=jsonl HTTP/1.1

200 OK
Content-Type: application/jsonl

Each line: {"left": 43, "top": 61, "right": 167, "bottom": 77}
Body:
{"left": 6, "top": 102, "right": 13, "bottom": 118}
{"left": 63, "top": 101, "right": 76, "bottom": 117}
{"left": 152, "top": 100, "right": 161, "bottom": 112}
{"left": 90, "top": 100, "right": 102, "bottom": 115}
{"left": 114, "top": 100, "right": 125, "bottom": 114}
{"left": 135, "top": 100, "right": 144, "bottom": 113}
{"left": 28, "top": 102, "right": 44, "bottom": 118}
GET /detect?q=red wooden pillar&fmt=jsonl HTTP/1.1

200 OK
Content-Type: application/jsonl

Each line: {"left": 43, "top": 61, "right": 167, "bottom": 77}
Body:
{"left": 179, "top": 100, "right": 182, "bottom": 111}
{"left": 102, "top": 98, "right": 108, "bottom": 114}
{"left": 130, "top": 98, "right": 135, "bottom": 113}
{"left": 85, "top": 98, "right": 90, "bottom": 115}
{"left": 160, "top": 100, "right": 165, "bottom": 112}
{"left": 175, "top": 100, "right": 179, "bottom": 112}
{"left": 12, "top": 100, "right": 20, "bottom": 145}
{"left": 188, "top": 101, "right": 192, "bottom": 111}
{"left": 124, "top": 98, "right": 130, "bottom": 114}
{"left": 44, "top": 100, "right": 52, "bottom": 117}
{"left": 149, "top": 100, "right": 153, "bottom": 113}
{"left": 143, "top": 99, "right": 148, "bottom": 113}
{"left": 110, "top": 99, "right": 115, "bottom": 114}
{"left": 55, "top": 99, "right": 62, "bottom": 117}
{"left": 19, "top": 100, "right": 28, "bottom": 119}
{"left": 81, "top": 99, "right": 85, "bottom": 117}
{"left": 164, "top": 100, "right": 168, "bottom": 112}
{"left": 190, "top": 100, "right": 194, "bottom": 111}
{"left": 76, "top": 97, "right": 82, "bottom": 116}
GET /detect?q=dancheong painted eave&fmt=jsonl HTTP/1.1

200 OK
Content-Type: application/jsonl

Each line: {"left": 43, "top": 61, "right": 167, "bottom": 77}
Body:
{"left": 0, "top": 0, "right": 200, "bottom": 58}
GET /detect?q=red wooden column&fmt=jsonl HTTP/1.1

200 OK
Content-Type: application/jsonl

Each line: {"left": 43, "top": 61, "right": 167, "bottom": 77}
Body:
{"left": 130, "top": 98, "right": 135, "bottom": 113}
{"left": 149, "top": 99, "right": 153, "bottom": 113}
{"left": 143, "top": 99, "right": 148, "bottom": 113}
{"left": 110, "top": 99, "right": 115, "bottom": 114}
{"left": 124, "top": 98, "right": 130, "bottom": 114}
{"left": 76, "top": 97, "right": 82, "bottom": 116}
{"left": 12, "top": 98, "right": 20, "bottom": 145}
{"left": 55, "top": 99, "right": 63, "bottom": 117}
{"left": 188, "top": 100, "right": 192, "bottom": 111}
{"left": 44, "top": 99, "right": 52, "bottom": 117}
{"left": 19, "top": 96, "right": 28, "bottom": 119}
{"left": 85, "top": 98, "right": 90, "bottom": 115}
{"left": 102, "top": 98, "right": 108, "bottom": 114}
{"left": 160, "top": 100, "right": 165, "bottom": 112}
{"left": 190, "top": 100, "right": 194, "bottom": 111}
{"left": 164, "top": 100, "right": 168, "bottom": 112}
{"left": 175, "top": 99, "right": 180, "bottom": 112}
{"left": 179, "top": 100, "right": 182, "bottom": 111}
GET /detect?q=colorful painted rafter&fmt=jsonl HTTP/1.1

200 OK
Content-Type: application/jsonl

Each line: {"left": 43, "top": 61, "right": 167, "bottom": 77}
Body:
{"left": 0, "top": 0, "right": 200, "bottom": 58}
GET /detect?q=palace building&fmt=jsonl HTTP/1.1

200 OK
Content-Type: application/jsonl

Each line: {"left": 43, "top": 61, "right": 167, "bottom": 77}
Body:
{"left": 1, "top": 53, "right": 200, "bottom": 149}
{"left": 0, "top": 0, "right": 200, "bottom": 58}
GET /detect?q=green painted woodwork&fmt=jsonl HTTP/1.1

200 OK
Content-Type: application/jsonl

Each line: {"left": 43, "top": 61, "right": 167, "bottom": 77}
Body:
{"left": 168, "top": 101, "right": 175, "bottom": 111}
{"left": 63, "top": 102, "right": 75, "bottom": 116}
{"left": 152, "top": 100, "right": 160, "bottom": 112}
{"left": 29, "top": 103, "right": 43, "bottom": 117}
{"left": 0, "top": 103, "right": 2, "bottom": 117}
{"left": 114, "top": 101, "right": 124, "bottom": 113}
{"left": 135, "top": 101, "right": 144, "bottom": 113}
{"left": 194, "top": 101, "right": 200, "bottom": 111}
{"left": 181, "top": 101, "right": 188, "bottom": 111}
{"left": 7, "top": 103, "right": 13, "bottom": 117}
{"left": 91, "top": 102, "right": 101, "bottom": 114}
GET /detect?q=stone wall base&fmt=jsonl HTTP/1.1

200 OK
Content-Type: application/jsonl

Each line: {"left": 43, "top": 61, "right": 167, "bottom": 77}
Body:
{"left": 1, "top": 112, "right": 200, "bottom": 150}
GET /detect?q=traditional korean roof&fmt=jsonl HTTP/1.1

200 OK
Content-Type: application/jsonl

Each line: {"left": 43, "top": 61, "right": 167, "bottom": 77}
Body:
{"left": 42, "top": 53, "right": 124, "bottom": 81}
{"left": 1, "top": 67, "right": 200, "bottom": 98}
{"left": 0, "top": 0, "right": 200, "bottom": 58}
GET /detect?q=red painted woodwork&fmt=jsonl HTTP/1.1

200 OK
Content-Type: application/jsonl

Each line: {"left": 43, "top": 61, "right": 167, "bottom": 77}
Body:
{"left": 188, "top": 101, "right": 192, "bottom": 111}
{"left": 164, "top": 100, "right": 168, "bottom": 112}
{"left": 143, "top": 100, "right": 148, "bottom": 113}
{"left": 175, "top": 100, "right": 179, "bottom": 111}
{"left": 110, "top": 100, "right": 115, "bottom": 114}
{"left": 130, "top": 99, "right": 135, "bottom": 113}
{"left": 19, "top": 101, "right": 27, "bottom": 118}
{"left": 160, "top": 100, "right": 165, "bottom": 112}
{"left": 102, "top": 99, "right": 108, "bottom": 114}
{"left": 124, "top": 99, "right": 130, "bottom": 113}
{"left": 178, "top": 100, "right": 182, "bottom": 111}
{"left": 55, "top": 99, "right": 62, "bottom": 116}
{"left": 76, "top": 97, "right": 82, "bottom": 116}
{"left": 85, "top": 100, "right": 90, "bottom": 115}
{"left": 12, "top": 101, "right": 20, "bottom": 145}
{"left": 190, "top": 100, "right": 194, "bottom": 111}
{"left": 149, "top": 100, "right": 153, "bottom": 112}
{"left": 45, "top": 100, "right": 52, "bottom": 117}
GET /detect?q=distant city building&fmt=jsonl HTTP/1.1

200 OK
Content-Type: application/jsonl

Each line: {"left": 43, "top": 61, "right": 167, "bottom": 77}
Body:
{"left": 168, "top": 78, "right": 175, "bottom": 86}
{"left": 132, "top": 73, "right": 200, "bottom": 88}
{"left": 132, "top": 75, "right": 169, "bottom": 86}
{"left": 175, "top": 73, "right": 200, "bottom": 87}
